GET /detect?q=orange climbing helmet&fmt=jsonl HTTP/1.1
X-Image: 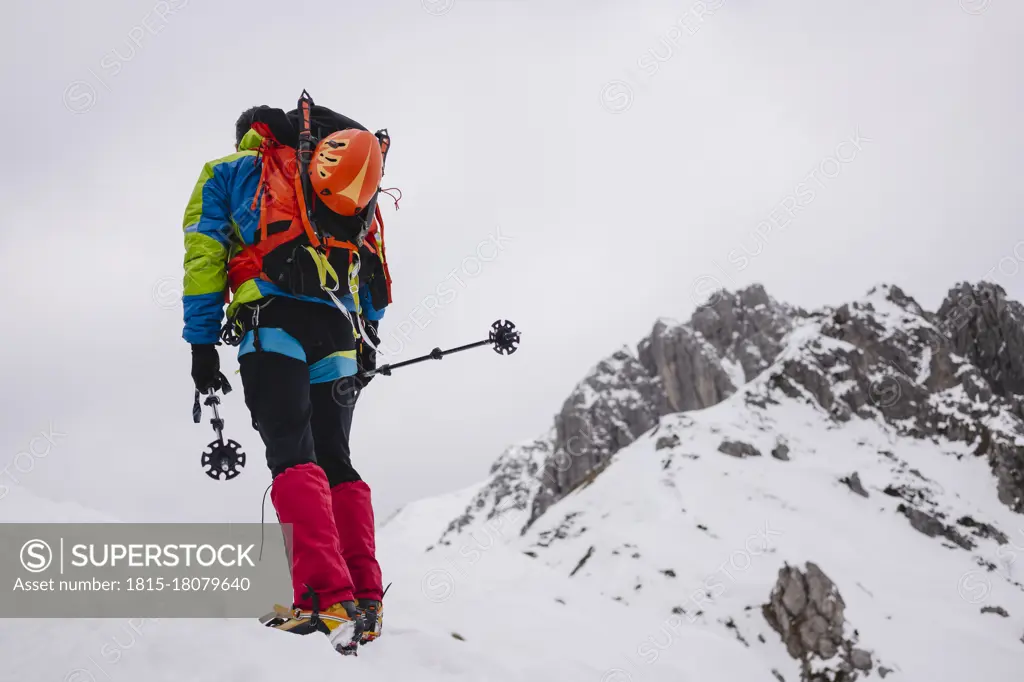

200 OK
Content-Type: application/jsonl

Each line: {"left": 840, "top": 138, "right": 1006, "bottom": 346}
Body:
{"left": 309, "top": 129, "right": 384, "bottom": 217}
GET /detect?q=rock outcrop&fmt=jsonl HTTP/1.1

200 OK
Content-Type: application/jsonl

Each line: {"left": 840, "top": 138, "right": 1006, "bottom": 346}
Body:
{"left": 757, "top": 283, "right": 1024, "bottom": 515}
{"left": 531, "top": 286, "right": 800, "bottom": 524}
{"left": 639, "top": 285, "right": 803, "bottom": 412}
{"left": 938, "top": 282, "right": 1024, "bottom": 397}
{"left": 638, "top": 321, "right": 736, "bottom": 413}
{"left": 689, "top": 284, "right": 807, "bottom": 381}
{"left": 935, "top": 282, "right": 1024, "bottom": 512}
{"left": 530, "top": 349, "right": 669, "bottom": 524}
{"left": 437, "top": 435, "right": 554, "bottom": 545}
{"left": 718, "top": 439, "right": 762, "bottom": 458}
{"left": 763, "top": 562, "right": 876, "bottom": 682}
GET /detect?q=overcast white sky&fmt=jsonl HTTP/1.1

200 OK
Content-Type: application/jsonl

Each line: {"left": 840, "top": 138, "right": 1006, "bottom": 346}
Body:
{"left": 1, "top": 0, "right": 1022, "bottom": 523}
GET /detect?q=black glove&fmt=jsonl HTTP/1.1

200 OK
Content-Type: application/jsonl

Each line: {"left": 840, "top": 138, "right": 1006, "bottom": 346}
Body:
{"left": 191, "top": 344, "right": 229, "bottom": 393}
{"left": 355, "top": 320, "right": 380, "bottom": 389}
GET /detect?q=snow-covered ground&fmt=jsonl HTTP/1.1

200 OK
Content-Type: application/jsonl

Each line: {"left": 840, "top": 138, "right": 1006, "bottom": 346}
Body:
{"left": 515, "top": 397, "right": 1024, "bottom": 680}
{"left": 0, "top": 484, "right": 769, "bottom": 682}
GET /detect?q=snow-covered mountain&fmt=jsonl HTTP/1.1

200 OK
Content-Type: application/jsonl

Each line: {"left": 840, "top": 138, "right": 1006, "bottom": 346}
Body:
{"left": 4, "top": 281, "right": 1024, "bottom": 681}
{"left": 394, "top": 281, "right": 1024, "bottom": 681}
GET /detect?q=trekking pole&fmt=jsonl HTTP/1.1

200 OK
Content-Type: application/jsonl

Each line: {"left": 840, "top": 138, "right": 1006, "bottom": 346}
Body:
{"left": 193, "top": 381, "right": 247, "bottom": 481}
{"left": 363, "top": 319, "right": 521, "bottom": 378}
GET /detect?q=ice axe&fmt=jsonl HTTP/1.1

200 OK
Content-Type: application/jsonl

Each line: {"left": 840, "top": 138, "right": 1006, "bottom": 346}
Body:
{"left": 363, "top": 319, "right": 521, "bottom": 378}
{"left": 192, "top": 380, "right": 246, "bottom": 481}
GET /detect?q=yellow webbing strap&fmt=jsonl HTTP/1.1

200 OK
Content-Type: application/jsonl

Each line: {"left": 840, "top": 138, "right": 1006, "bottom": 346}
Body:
{"left": 303, "top": 245, "right": 341, "bottom": 293}
{"left": 303, "top": 246, "right": 378, "bottom": 351}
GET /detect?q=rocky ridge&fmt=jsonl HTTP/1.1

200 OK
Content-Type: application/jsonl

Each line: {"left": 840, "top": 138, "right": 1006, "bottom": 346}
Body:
{"left": 437, "top": 281, "right": 1024, "bottom": 548}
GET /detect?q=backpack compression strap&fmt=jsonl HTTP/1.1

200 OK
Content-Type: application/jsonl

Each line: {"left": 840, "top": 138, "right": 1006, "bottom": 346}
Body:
{"left": 295, "top": 90, "right": 326, "bottom": 247}
{"left": 290, "top": 90, "right": 381, "bottom": 352}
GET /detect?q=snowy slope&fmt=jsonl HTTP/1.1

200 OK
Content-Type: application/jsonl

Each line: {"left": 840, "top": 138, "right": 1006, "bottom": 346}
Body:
{"left": 0, "top": 487, "right": 770, "bottom": 682}
{"left": 516, "top": 390, "right": 1024, "bottom": 681}
{"left": 4, "top": 282, "right": 1024, "bottom": 681}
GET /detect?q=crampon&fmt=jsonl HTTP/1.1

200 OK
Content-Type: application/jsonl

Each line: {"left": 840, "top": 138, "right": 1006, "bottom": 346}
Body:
{"left": 259, "top": 600, "right": 365, "bottom": 656}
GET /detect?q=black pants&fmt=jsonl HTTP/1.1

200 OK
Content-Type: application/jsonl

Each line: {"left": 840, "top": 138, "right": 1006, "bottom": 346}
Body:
{"left": 237, "top": 298, "right": 362, "bottom": 486}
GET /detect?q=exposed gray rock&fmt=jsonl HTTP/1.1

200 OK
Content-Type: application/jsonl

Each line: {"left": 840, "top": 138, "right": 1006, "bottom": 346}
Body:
{"left": 938, "top": 282, "right": 1024, "bottom": 397}
{"left": 639, "top": 321, "right": 736, "bottom": 413}
{"left": 438, "top": 435, "right": 553, "bottom": 545}
{"left": 849, "top": 649, "right": 873, "bottom": 671}
{"left": 982, "top": 438, "right": 1024, "bottom": 514}
{"left": 569, "top": 545, "right": 595, "bottom": 577}
{"left": 655, "top": 434, "right": 680, "bottom": 451}
{"left": 718, "top": 439, "right": 762, "bottom": 458}
{"left": 764, "top": 562, "right": 845, "bottom": 659}
{"left": 688, "top": 284, "right": 806, "bottom": 381}
{"left": 530, "top": 285, "right": 802, "bottom": 525}
{"left": 639, "top": 285, "right": 803, "bottom": 413}
{"left": 759, "top": 282, "right": 1024, "bottom": 515}
{"left": 772, "top": 441, "right": 792, "bottom": 461}
{"left": 763, "top": 562, "right": 875, "bottom": 682}
{"left": 980, "top": 605, "right": 1009, "bottom": 617}
{"left": 802, "top": 286, "right": 932, "bottom": 423}
{"left": 900, "top": 503, "right": 946, "bottom": 537}
{"left": 840, "top": 472, "right": 869, "bottom": 498}
{"left": 936, "top": 282, "right": 1024, "bottom": 512}
{"left": 957, "top": 515, "right": 1009, "bottom": 545}
{"left": 897, "top": 504, "right": 974, "bottom": 550}
{"left": 530, "top": 349, "right": 668, "bottom": 525}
